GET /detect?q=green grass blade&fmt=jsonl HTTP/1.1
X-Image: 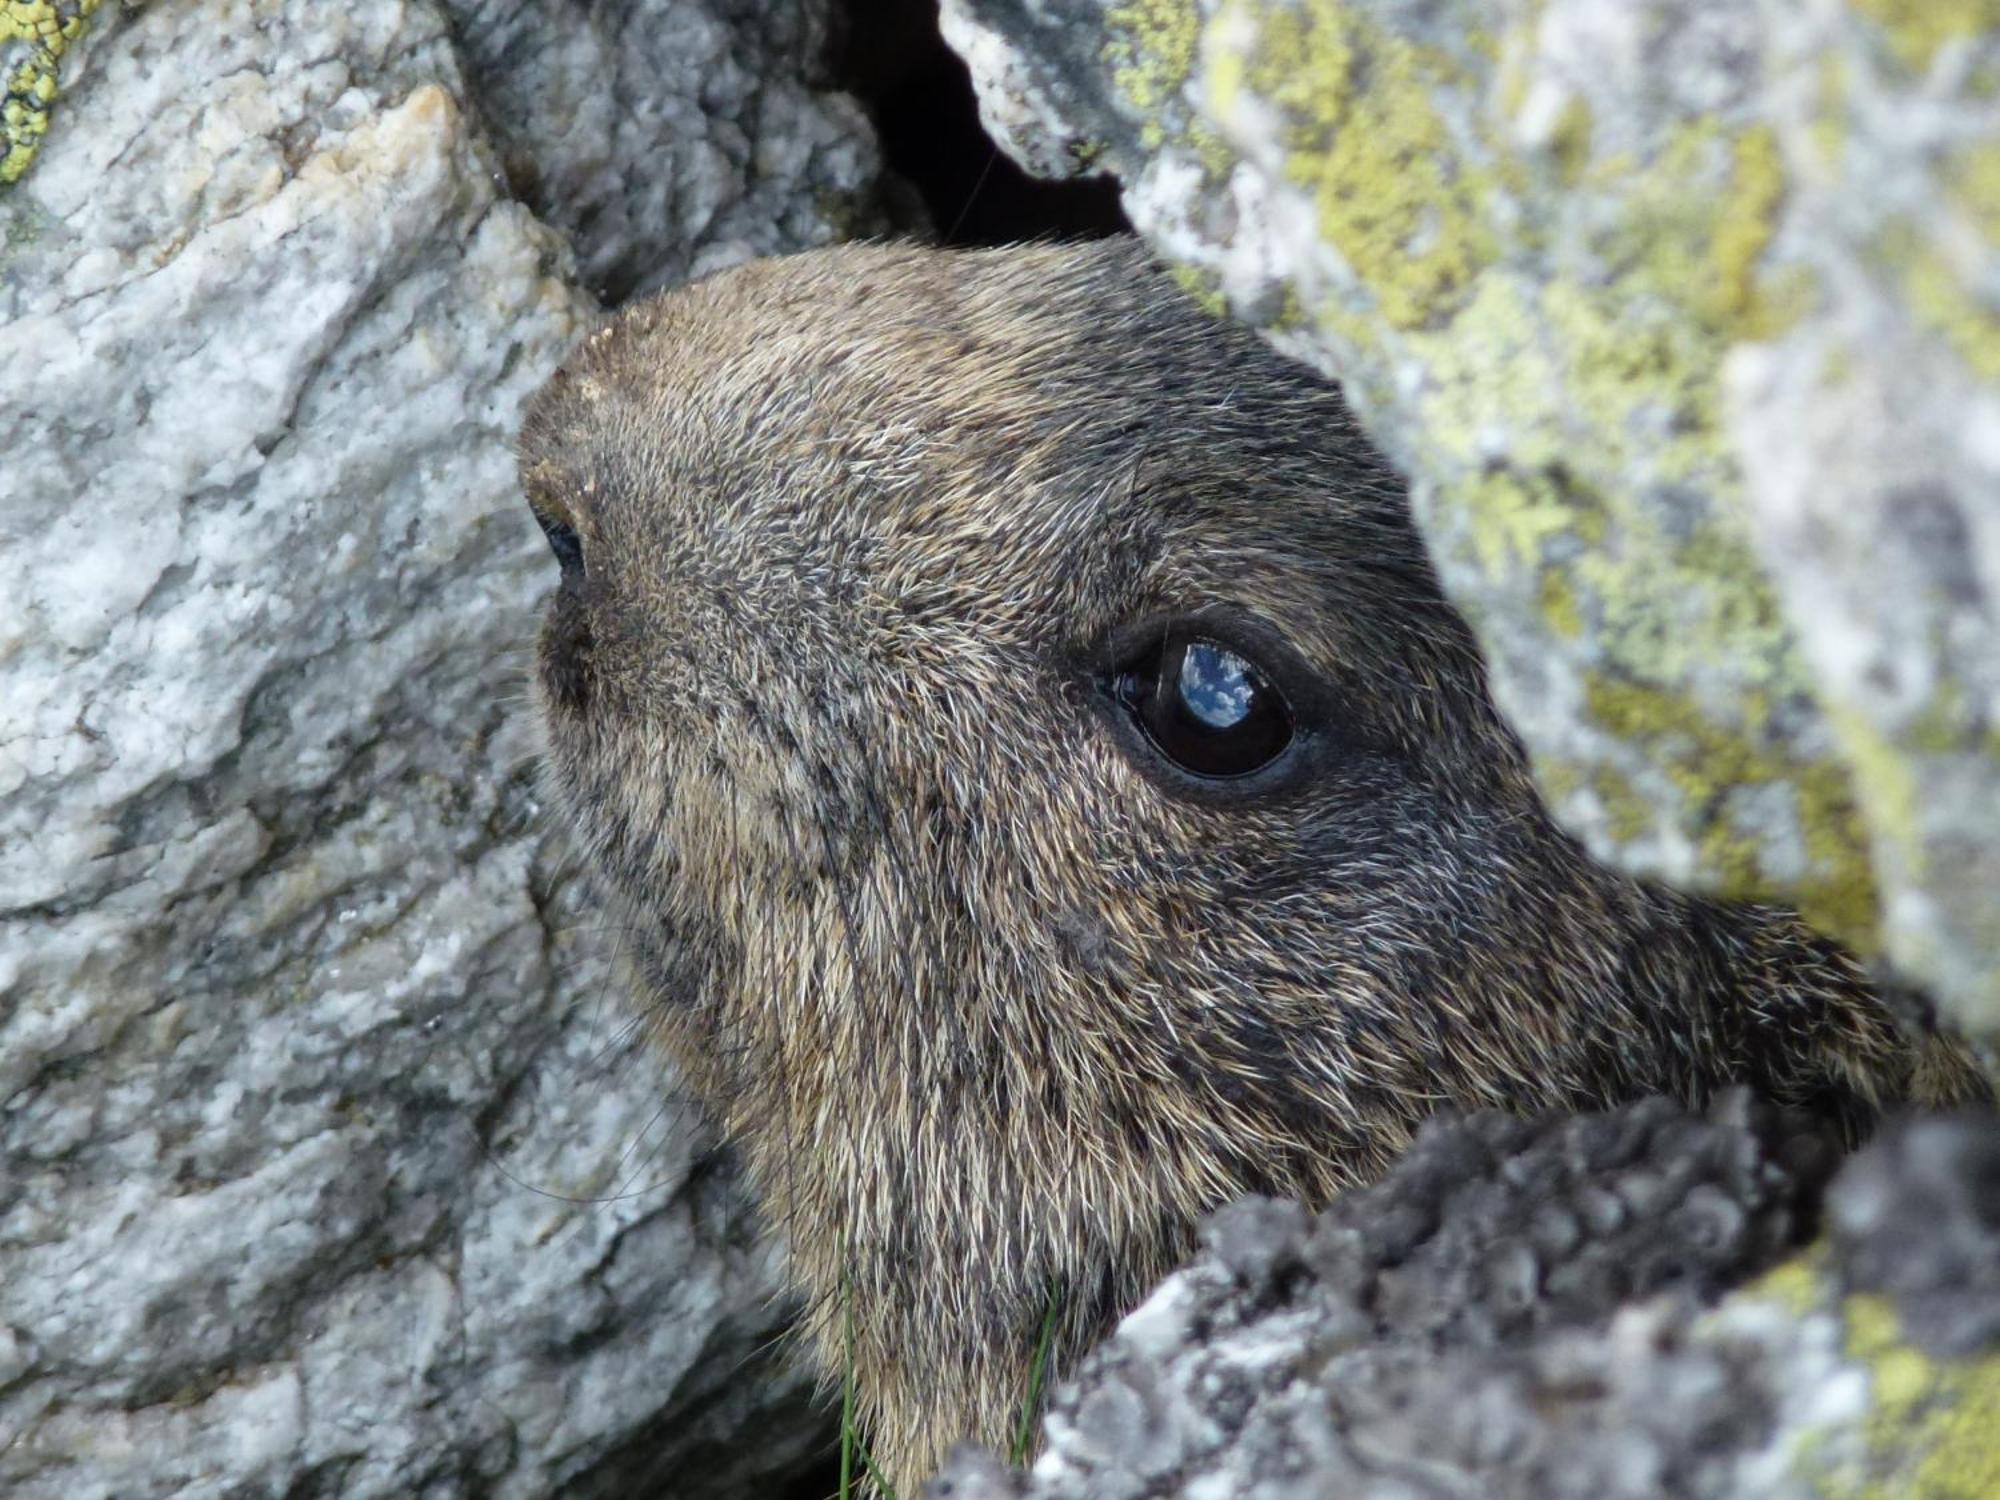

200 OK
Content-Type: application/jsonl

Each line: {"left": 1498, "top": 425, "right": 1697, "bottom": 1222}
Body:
{"left": 1010, "top": 1280, "right": 1064, "bottom": 1468}
{"left": 859, "top": 1444, "right": 900, "bottom": 1500}
{"left": 838, "top": 1277, "right": 856, "bottom": 1500}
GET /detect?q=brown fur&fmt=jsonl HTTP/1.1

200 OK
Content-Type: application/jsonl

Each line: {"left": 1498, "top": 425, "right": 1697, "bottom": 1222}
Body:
{"left": 519, "top": 239, "right": 1982, "bottom": 1489}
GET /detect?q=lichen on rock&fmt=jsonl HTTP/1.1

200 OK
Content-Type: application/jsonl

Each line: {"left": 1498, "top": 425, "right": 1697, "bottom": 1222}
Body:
{"left": 941, "top": 0, "right": 2000, "bottom": 1046}
{"left": 0, "top": 0, "right": 102, "bottom": 184}
{"left": 0, "top": 1, "right": 888, "bottom": 1494}
{"left": 926, "top": 1104, "right": 2000, "bottom": 1500}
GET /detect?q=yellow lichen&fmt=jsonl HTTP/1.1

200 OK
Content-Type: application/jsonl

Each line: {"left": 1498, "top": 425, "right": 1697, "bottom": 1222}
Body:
{"left": 1120, "top": 0, "right": 1897, "bottom": 931}
{"left": 1867, "top": 139, "right": 2000, "bottom": 381}
{"left": 1591, "top": 760, "right": 1657, "bottom": 846}
{"left": 1538, "top": 567, "right": 1584, "bottom": 640}
{"left": 1708, "top": 124, "right": 1805, "bottom": 339}
{"left": 1409, "top": 250, "right": 1865, "bottom": 933}
{"left": 1882, "top": 220, "right": 2000, "bottom": 381}
{"left": 1850, "top": 0, "right": 2000, "bottom": 75}
{"left": 1808, "top": 53, "right": 1850, "bottom": 171}
{"left": 1106, "top": 0, "right": 1201, "bottom": 150}
{"left": 1549, "top": 97, "right": 1594, "bottom": 186}
{"left": 1463, "top": 467, "right": 1574, "bottom": 575}
{"left": 1588, "top": 675, "right": 1879, "bottom": 944}
{"left": 1539, "top": 279, "right": 1721, "bottom": 485}
{"left": 1944, "top": 138, "right": 2000, "bottom": 240}
{"left": 1587, "top": 119, "right": 1807, "bottom": 349}
{"left": 1408, "top": 275, "right": 1565, "bottom": 470}
{"left": 1833, "top": 1295, "right": 2000, "bottom": 1499}
{"left": 1743, "top": 1258, "right": 2000, "bottom": 1497}
{"left": 1744, "top": 1253, "right": 1824, "bottom": 1317}
{"left": 1208, "top": 0, "right": 1498, "bottom": 330}
{"left": 1828, "top": 705, "right": 1927, "bottom": 883}
{"left": 1, "top": 0, "right": 102, "bottom": 185}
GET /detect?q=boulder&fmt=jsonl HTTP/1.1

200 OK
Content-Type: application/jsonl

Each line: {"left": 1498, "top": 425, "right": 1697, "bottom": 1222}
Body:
{"left": 927, "top": 1102, "right": 2000, "bottom": 1500}
{"left": 0, "top": 1, "right": 884, "bottom": 1493}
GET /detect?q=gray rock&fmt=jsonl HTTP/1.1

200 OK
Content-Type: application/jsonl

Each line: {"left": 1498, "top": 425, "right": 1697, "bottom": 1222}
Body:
{"left": 929, "top": 1102, "right": 2000, "bottom": 1500}
{"left": 445, "top": 0, "right": 890, "bottom": 302}
{"left": 0, "top": 0, "right": 883, "bottom": 1493}
{"left": 1827, "top": 1113, "right": 2000, "bottom": 1360}
{"left": 939, "top": 0, "right": 2000, "bottom": 1044}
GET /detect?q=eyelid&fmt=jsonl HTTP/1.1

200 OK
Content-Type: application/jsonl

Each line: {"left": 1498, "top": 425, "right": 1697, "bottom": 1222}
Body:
{"left": 1152, "top": 629, "right": 1181, "bottom": 720}
{"left": 1099, "top": 619, "right": 1295, "bottom": 779}
{"left": 521, "top": 461, "right": 580, "bottom": 530}
{"left": 1084, "top": 606, "right": 1355, "bottom": 805}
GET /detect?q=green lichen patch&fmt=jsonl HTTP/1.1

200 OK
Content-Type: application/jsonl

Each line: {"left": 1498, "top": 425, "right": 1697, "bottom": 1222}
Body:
{"left": 1852, "top": 0, "right": 2000, "bottom": 75}
{"left": 1822, "top": 28, "right": 2000, "bottom": 380}
{"left": 1106, "top": 0, "right": 1239, "bottom": 176}
{"left": 1105, "top": 0, "right": 1200, "bottom": 150}
{"left": 1366, "top": 114, "right": 1865, "bottom": 936}
{"left": 1220, "top": 0, "right": 1499, "bottom": 330}
{"left": 1582, "top": 120, "right": 1809, "bottom": 353}
{"left": 1828, "top": 707, "right": 1928, "bottom": 888}
{"left": 1709, "top": 125, "right": 1807, "bottom": 340}
{"left": 1169, "top": 259, "right": 1228, "bottom": 315}
{"left": 1185, "top": 1, "right": 1856, "bottom": 928}
{"left": 1834, "top": 1295, "right": 2000, "bottom": 1500}
{"left": 1588, "top": 676, "right": 1878, "bottom": 944}
{"left": 1742, "top": 1259, "right": 2000, "bottom": 1499}
{"left": 1880, "top": 217, "right": 2000, "bottom": 383}
{"left": 1828, "top": 693, "right": 2000, "bottom": 1027}
{"left": 2, "top": 0, "right": 102, "bottom": 186}
{"left": 1548, "top": 96, "right": 1595, "bottom": 187}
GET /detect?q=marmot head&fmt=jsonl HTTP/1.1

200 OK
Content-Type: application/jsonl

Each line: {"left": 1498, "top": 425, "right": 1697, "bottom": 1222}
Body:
{"left": 519, "top": 239, "right": 1975, "bottom": 1487}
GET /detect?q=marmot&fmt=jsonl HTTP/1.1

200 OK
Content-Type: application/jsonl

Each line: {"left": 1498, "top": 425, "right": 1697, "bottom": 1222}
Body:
{"left": 518, "top": 239, "right": 1982, "bottom": 1490}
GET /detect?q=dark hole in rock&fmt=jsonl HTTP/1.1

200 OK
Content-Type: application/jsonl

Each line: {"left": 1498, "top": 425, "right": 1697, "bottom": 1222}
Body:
{"left": 834, "top": 0, "right": 1129, "bottom": 245}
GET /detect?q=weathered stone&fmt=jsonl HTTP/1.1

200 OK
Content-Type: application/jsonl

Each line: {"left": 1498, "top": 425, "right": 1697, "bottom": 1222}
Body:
{"left": 1826, "top": 1112, "right": 2000, "bottom": 1361}
{"left": 927, "top": 1103, "right": 2000, "bottom": 1500}
{"left": 0, "top": 1, "right": 102, "bottom": 184}
{"left": 939, "top": 0, "right": 2000, "bottom": 1040}
{"left": 444, "top": 0, "right": 889, "bottom": 302}
{"left": 1, "top": 1, "right": 882, "bottom": 1493}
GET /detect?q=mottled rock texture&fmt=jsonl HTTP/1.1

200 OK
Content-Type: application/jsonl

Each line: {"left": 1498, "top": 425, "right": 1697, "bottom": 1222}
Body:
{"left": 0, "top": 2, "right": 101, "bottom": 184}
{"left": 927, "top": 1102, "right": 2000, "bottom": 1500}
{"left": 0, "top": 1, "right": 883, "bottom": 1494}
{"left": 445, "top": 0, "right": 888, "bottom": 302}
{"left": 940, "top": 0, "right": 2000, "bottom": 1043}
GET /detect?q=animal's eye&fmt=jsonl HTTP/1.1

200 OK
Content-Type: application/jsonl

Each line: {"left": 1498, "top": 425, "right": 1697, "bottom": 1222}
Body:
{"left": 1111, "top": 627, "right": 1295, "bottom": 779}
{"left": 534, "top": 508, "right": 585, "bottom": 577}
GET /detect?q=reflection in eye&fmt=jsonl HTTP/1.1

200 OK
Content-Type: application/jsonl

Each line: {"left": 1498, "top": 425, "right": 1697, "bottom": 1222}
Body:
{"left": 1111, "top": 627, "right": 1295, "bottom": 780}
{"left": 1178, "top": 643, "right": 1256, "bottom": 730}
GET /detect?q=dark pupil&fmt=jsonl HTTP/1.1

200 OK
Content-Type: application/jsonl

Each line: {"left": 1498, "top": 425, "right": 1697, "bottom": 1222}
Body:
{"left": 1116, "top": 632, "right": 1294, "bottom": 778}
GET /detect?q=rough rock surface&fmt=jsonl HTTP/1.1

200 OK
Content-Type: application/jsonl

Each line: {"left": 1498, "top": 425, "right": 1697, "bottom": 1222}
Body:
{"left": 0, "top": 2, "right": 101, "bottom": 184}
{"left": 927, "top": 1102, "right": 2000, "bottom": 1500}
{"left": 1826, "top": 1110, "right": 2000, "bottom": 1361}
{"left": 0, "top": 1, "right": 883, "bottom": 1494}
{"left": 444, "top": 0, "right": 888, "bottom": 302}
{"left": 940, "top": 0, "right": 2000, "bottom": 1042}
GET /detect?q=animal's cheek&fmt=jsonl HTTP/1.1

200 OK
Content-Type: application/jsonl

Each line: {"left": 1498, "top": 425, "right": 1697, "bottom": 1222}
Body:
{"left": 1050, "top": 904, "right": 1118, "bottom": 978}
{"left": 536, "top": 582, "right": 596, "bottom": 719}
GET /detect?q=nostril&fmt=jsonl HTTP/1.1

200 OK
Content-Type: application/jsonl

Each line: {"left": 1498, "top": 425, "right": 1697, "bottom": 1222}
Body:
{"left": 533, "top": 509, "right": 585, "bottom": 576}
